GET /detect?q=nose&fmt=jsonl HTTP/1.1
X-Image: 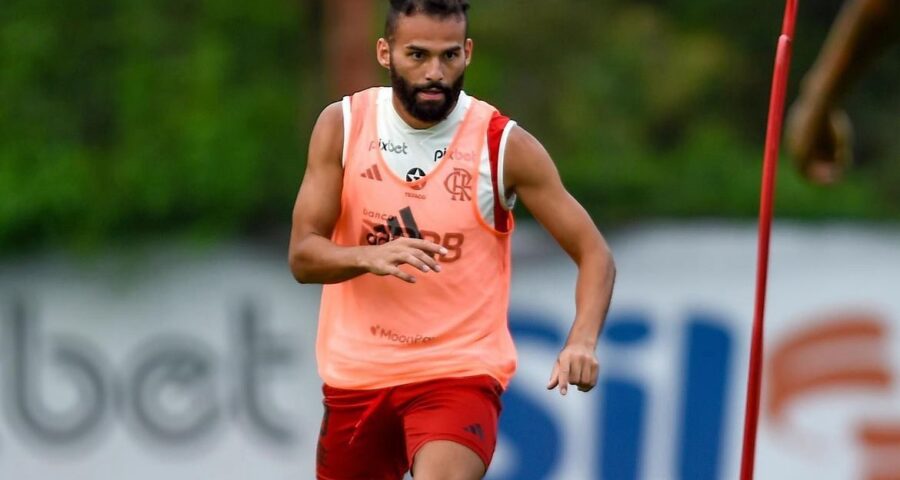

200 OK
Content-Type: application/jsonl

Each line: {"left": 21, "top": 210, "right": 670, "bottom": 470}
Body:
{"left": 424, "top": 57, "right": 444, "bottom": 83}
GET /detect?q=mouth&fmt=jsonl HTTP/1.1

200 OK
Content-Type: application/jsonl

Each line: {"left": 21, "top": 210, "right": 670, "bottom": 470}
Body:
{"left": 416, "top": 89, "right": 446, "bottom": 101}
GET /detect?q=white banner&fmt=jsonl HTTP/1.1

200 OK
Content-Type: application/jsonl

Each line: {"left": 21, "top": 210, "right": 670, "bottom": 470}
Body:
{"left": 1, "top": 223, "right": 899, "bottom": 479}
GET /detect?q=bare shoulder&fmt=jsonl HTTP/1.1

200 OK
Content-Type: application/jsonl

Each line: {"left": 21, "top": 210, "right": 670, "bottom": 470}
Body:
{"left": 312, "top": 101, "right": 344, "bottom": 144}
{"left": 317, "top": 100, "right": 343, "bottom": 125}
{"left": 307, "top": 101, "right": 344, "bottom": 167}
{"left": 505, "top": 124, "right": 547, "bottom": 158}
{"left": 504, "top": 125, "right": 559, "bottom": 189}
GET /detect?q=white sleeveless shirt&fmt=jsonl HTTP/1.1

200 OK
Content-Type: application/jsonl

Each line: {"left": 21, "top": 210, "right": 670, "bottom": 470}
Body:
{"left": 341, "top": 87, "right": 516, "bottom": 226}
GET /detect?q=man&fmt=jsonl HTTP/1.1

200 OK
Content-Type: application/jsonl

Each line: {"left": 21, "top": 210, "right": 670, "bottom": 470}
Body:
{"left": 289, "top": 1, "right": 615, "bottom": 478}
{"left": 785, "top": 0, "right": 899, "bottom": 184}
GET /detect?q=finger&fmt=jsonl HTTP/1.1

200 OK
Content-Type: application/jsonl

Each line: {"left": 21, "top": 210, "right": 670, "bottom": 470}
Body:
{"left": 547, "top": 363, "right": 559, "bottom": 390}
{"left": 403, "top": 238, "right": 448, "bottom": 256}
{"left": 557, "top": 361, "right": 570, "bottom": 396}
{"left": 569, "top": 361, "right": 583, "bottom": 387}
{"left": 388, "top": 267, "right": 416, "bottom": 283}
{"left": 577, "top": 363, "right": 597, "bottom": 392}
{"left": 410, "top": 249, "right": 441, "bottom": 272}
{"left": 580, "top": 360, "right": 596, "bottom": 386}
{"left": 576, "top": 364, "right": 589, "bottom": 389}
{"left": 400, "top": 253, "right": 431, "bottom": 273}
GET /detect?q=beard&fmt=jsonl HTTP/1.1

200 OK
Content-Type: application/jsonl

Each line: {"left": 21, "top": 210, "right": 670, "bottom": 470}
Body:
{"left": 390, "top": 66, "right": 464, "bottom": 124}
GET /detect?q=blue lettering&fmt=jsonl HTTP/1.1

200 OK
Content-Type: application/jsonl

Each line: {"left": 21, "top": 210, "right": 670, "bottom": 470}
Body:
{"left": 677, "top": 313, "right": 732, "bottom": 480}
{"left": 598, "top": 312, "right": 653, "bottom": 479}
{"left": 492, "top": 312, "right": 564, "bottom": 479}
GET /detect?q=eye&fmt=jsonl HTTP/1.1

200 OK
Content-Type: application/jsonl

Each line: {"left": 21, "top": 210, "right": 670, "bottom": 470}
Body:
{"left": 410, "top": 51, "right": 424, "bottom": 60}
{"left": 444, "top": 51, "right": 458, "bottom": 60}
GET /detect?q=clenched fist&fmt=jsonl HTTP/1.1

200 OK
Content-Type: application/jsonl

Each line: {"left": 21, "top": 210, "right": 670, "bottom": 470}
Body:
{"left": 547, "top": 342, "right": 600, "bottom": 395}
{"left": 785, "top": 97, "right": 853, "bottom": 185}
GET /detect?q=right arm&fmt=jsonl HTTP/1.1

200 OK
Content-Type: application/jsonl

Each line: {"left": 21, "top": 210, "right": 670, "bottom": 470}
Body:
{"left": 288, "top": 102, "right": 446, "bottom": 284}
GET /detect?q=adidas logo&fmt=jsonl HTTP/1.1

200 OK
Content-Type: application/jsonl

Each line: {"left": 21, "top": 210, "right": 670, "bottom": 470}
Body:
{"left": 463, "top": 423, "right": 485, "bottom": 441}
{"left": 364, "top": 206, "right": 423, "bottom": 245}
{"left": 361, "top": 164, "right": 383, "bottom": 181}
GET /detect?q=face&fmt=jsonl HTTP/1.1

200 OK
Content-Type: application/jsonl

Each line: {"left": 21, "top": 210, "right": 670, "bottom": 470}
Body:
{"left": 378, "top": 13, "right": 473, "bottom": 124}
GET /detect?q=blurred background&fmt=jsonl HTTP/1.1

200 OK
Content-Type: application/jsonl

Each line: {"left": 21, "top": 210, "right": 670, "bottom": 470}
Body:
{"left": 1, "top": 0, "right": 898, "bottom": 479}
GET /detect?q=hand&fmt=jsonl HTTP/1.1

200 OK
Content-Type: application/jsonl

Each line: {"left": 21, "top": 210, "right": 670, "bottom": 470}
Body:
{"left": 785, "top": 98, "right": 853, "bottom": 185}
{"left": 546, "top": 342, "right": 599, "bottom": 395}
{"left": 359, "top": 237, "right": 447, "bottom": 283}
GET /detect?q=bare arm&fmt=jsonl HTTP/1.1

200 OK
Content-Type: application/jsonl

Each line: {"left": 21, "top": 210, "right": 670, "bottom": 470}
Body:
{"left": 288, "top": 103, "right": 446, "bottom": 284}
{"left": 786, "top": 0, "right": 900, "bottom": 183}
{"left": 504, "top": 126, "right": 616, "bottom": 395}
{"left": 798, "top": 0, "right": 898, "bottom": 108}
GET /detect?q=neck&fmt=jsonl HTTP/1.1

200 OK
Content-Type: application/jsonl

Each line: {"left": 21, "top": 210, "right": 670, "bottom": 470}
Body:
{"left": 391, "top": 93, "right": 455, "bottom": 130}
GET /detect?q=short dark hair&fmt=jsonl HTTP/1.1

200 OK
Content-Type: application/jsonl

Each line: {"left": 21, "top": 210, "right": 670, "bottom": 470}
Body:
{"left": 385, "top": 0, "right": 470, "bottom": 40}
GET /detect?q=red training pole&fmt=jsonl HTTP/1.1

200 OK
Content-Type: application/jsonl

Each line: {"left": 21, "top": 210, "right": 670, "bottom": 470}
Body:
{"left": 739, "top": 0, "right": 799, "bottom": 479}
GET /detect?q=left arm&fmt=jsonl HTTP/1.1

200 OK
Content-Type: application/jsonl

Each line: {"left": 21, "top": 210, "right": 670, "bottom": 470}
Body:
{"left": 504, "top": 125, "right": 616, "bottom": 395}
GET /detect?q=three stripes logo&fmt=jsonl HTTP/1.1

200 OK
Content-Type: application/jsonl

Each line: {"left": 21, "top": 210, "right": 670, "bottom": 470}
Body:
{"left": 363, "top": 206, "right": 422, "bottom": 245}
{"left": 359, "top": 206, "right": 465, "bottom": 262}
{"left": 361, "top": 164, "right": 383, "bottom": 181}
{"left": 463, "top": 423, "right": 485, "bottom": 441}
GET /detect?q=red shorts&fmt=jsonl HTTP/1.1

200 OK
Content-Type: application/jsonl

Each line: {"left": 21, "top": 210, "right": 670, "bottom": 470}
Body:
{"left": 316, "top": 375, "right": 503, "bottom": 480}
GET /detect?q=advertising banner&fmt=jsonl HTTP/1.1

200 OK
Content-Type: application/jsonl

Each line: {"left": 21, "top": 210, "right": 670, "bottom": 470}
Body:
{"left": 1, "top": 223, "right": 898, "bottom": 479}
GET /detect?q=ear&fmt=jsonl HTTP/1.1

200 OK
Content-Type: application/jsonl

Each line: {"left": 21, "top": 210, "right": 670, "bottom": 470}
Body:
{"left": 464, "top": 38, "right": 474, "bottom": 67}
{"left": 376, "top": 38, "right": 391, "bottom": 70}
